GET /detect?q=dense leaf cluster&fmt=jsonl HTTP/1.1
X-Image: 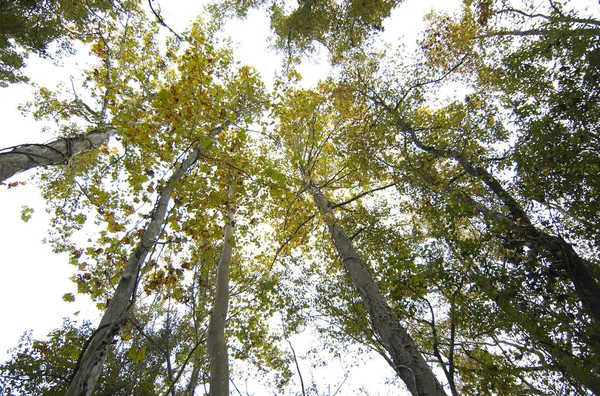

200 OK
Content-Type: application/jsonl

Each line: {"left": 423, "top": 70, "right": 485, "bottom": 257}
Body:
{"left": 1, "top": 0, "right": 599, "bottom": 395}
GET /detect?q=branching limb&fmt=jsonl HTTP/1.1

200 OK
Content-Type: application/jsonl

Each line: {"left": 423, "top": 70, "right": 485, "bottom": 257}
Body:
{"left": 148, "top": 0, "right": 184, "bottom": 41}
{"left": 331, "top": 182, "right": 395, "bottom": 209}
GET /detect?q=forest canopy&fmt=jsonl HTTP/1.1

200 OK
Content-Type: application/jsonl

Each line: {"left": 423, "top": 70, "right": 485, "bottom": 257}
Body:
{"left": 0, "top": 0, "right": 599, "bottom": 395}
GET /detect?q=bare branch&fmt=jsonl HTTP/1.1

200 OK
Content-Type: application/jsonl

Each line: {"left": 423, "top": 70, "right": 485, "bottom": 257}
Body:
{"left": 148, "top": 0, "right": 184, "bottom": 41}
{"left": 287, "top": 339, "right": 306, "bottom": 396}
{"left": 331, "top": 182, "right": 395, "bottom": 209}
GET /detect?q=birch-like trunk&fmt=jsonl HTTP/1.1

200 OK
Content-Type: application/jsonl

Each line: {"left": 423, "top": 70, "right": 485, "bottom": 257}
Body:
{"left": 207, "top": 184, "right": 234, "bottom": 396}
{"left": 305, "top": 180, "right": 446, "bottom": 396}
{"left": 0, "top": 127, "right": 116, "bottom": 182}
{"left": 65, "top": 145, "right": 202, "bottom": 396}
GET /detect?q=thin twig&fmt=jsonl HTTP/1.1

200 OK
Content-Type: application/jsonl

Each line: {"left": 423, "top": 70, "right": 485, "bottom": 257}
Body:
{"left": 331, "top": 183, "right": 395, "bottom": 209}
{"left": 287, "top": 339, "right": 306, "bottom": 396}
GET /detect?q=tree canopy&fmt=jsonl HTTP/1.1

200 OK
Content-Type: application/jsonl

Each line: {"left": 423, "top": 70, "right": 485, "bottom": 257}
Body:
{"left": 1, "top": 0, "right": 599, "bottom": 395}
{"left": 0, "top": 0, "right": 141, "bottom": 86}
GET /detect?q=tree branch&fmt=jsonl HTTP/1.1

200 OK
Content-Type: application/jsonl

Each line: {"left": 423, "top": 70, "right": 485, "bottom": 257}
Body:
{"left": 287, "top": 339, "right": 306, "bottom": 396}
{"left": 331, "top": 182, "right": 395, "bottom": 209}
{"left": 148, "top": 0, "right": 184, "bottom": 41}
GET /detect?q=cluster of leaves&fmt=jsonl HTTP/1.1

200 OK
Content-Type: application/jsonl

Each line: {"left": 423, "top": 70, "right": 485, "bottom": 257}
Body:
{"left": 0, "top": 0, "right": 140, "bottom": 86}
{"left": 2, "top": 0, "right": 600, "bottom": 395}
{"left": 0, "top": 318, "right": 165, "bottom": 395}
{"left": 211, "top": 0, "right": 401, "bottom": 61}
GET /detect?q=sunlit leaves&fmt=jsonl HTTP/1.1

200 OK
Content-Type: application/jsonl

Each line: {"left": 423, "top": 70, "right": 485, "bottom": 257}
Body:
{"left": 127, "top": 345, "right": 147, "bottom": 363}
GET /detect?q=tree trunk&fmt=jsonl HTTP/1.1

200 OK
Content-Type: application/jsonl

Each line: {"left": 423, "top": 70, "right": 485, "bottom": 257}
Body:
{"left": 407, "top": 129, "right": 600, "bottom": 324}
{"left": 473, "top": 274, "right": 600, "bottom": 395}
{"left": 185, "top": 358, "right": 202, "bottom": 396}
{"left": 305, "top": 180, "right": 447, "bottom": 396}
{"left": 207, "top": 184, "right": 234, "bottom": 396}
{"left": 0, "top": 127, "right": 115, "bottom": 182}
{"left": 65, "top": 144, "right": 202, "bottom": 396}
{"left": 454, "top": 152, "right": 600, "bottom": 323}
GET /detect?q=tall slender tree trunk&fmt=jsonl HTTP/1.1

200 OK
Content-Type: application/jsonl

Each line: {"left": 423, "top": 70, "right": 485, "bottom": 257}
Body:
{"left": 65, "top": 144, "right": 202, "bottom": 396}
{"left": 185, "top": 358, "right": 202, "bottom": 396}
{"left": 408, "top": 132, "right": 600, "bottom": 324}
{"left": 304, "top": 179, "right": 446, "bottom": 396}
{"left": 207, "top": 183, "right": 234, "bottom": 396}
{"left": 0, "top": 127, "right": 116, "bottom": 182}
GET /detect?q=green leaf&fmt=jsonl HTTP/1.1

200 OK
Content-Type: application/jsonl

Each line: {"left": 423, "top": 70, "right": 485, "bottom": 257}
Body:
{"left": 74, "top": 213, "right": 86, "bottom": 225}
{"left": 20, "top": 205, "right": 34, "bottom": 222}
{"left": 62, "top": 293, "right": 75, "bottom": 302}
{"left": 157, "top": 88, "right": 172, "bottom": 102}
{"left": 199, "top": 135, "right": 213, "bottom": 149}
{"left": 77, "top": 280, "right": 90, "bottom": 294}
{"left": 128, "top": 346, "right": 147, "bottom": 363}
{"left": 209, "top": 190, "right": 223, "bottom": 206}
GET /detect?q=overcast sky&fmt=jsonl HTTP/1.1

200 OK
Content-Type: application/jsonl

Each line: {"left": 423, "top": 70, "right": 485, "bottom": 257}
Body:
{"left": 0, "top": 0, "right": 465, "bottom": 393}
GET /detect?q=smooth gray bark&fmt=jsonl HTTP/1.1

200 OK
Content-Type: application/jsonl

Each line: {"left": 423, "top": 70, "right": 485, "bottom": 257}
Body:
{"left": 207, "top": 184, "right": 234, "bottom": 396}
{"left": 65, "top": 144, "right": 202, "bottom": 396}
{"left": 185, "top": 359, "right": 202, "bottom": 396}
{"left": 305, "top": 180, "right": 446, "bottom": 396}
{"left": 0, "top": 128, "right": 115, "bottom": 182}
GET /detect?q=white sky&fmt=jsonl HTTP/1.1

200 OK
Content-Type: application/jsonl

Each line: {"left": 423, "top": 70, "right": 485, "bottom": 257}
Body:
{"left": 0, "top": 0, "right": 464, "bottom": 393}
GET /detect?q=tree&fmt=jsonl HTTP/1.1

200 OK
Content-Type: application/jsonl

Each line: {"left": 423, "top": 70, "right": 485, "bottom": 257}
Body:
{"left": 211, "top": 0, "right": 400, "bottom": 61}
{"left": 266, "top": 80, "right": 446, "bottom": 395}
{"left": 0, "top": 318, "right": 169, "bottom": 395}
{"left": 0, "top": 2, "right": 145, "bottom": 182}
{"left": 207, "top": 182, "right": 234, "bottom": 395}
{"left": 326, "top": 0, "right": 600, "bottom": 392}
{"left": 65, "top": 137, "right": 207, "bottom": 395}
{"left": 0, "top": 0, "right": 136, "bottom": 86}
{"left": 414, "top": 0, "right": 600, "bottom": 256}
{"left": 304, "top": 180, "right": 446, "bottom": 396}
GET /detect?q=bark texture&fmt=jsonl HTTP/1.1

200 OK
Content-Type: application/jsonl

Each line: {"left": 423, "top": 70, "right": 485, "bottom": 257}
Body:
{"left": 306, "top": 180, "right": 446, "bottom": 396}
{"left": 66, "top": 145, "right": 202, "bottom": 396}
{"left": 207, "top": 185, "right": 234, "bottom": 396}
{"left": 0, "top": 128, "right": 115, "bottom": 182}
